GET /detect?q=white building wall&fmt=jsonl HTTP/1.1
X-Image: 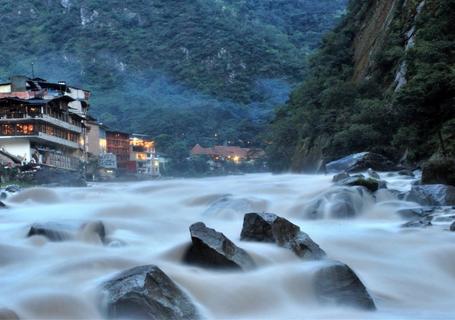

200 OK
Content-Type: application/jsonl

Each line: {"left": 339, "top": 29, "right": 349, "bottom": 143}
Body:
{"left": 0, "top": 139, "right": 31, "bottom": 162}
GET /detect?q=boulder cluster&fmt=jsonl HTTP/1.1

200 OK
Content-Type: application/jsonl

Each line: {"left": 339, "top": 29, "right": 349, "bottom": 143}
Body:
{"left": 99, "top": 212, "right": 376, "bottom": 319}
{"left": 327, "top": 153, "right": 455, "bottom": 230}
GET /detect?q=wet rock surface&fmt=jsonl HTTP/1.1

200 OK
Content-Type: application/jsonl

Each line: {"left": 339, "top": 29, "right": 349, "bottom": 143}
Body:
{"left": 332, "top": 172, "right": 350, "bottom": 183}
{"left": 405, "top": 185, "right": 455, "bottom": 206}
{"left": 241, "top": 213, "right": 326, "bottom": 259}
{"left": 422, "top": 159, "right": 455, "bottom": 186}
{"left": 102, "top": 265, "right": 199, "bottom": 320}
{"left": 401, "top": 216, "right": 433, "bottom": 228}
{"left": 27, "top": 221, "right": 107, "bottom": 243}
{"left": 450, "top": 221, "right": 455, "bottom": 231}
{"left": 184, "top": 222, "right": 256, "bottom": 270}
{"left": 326, "top": 152, "right": 396, "bottom": 173}
{"left": 313, "top": 261, "right": 376, "bottom": 311}
{"left": 337, "top": 176, "right": 382, "bottom": 192}
{"left": 303, "top": 187, "right": 373, "bottom": 219}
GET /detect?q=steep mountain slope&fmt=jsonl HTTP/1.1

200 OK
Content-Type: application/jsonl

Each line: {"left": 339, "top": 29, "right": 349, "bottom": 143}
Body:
{"left": 0, "top": 0, "right": 346, "bottom": 146}
{"left": 268, "top": 0, "right": 455, "bottom": 172}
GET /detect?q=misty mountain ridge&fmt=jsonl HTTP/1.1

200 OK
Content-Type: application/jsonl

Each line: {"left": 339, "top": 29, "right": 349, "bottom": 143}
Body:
{"left": 0, "top": 0, "right": 347, "bottom": 149}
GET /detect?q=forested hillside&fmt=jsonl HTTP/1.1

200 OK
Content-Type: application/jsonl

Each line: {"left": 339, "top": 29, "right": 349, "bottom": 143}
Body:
{"left": 268, "top": 0, "right": 455, "bottom": 172}
{"left": 0, "top": 0, "right": 346, "bottom": 159}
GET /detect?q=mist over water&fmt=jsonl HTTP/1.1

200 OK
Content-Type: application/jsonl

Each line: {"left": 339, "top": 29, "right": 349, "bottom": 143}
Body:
{"left": 0, "top": 173, "right": 454, "bottom": 319}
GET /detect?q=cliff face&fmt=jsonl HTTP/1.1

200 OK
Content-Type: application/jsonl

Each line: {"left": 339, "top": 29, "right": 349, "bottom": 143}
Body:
{"left": 352, "top": 0, "right": 399, "bottom": 81}
{"left": 267, "top": 0, "right": 455, "bottom": 172}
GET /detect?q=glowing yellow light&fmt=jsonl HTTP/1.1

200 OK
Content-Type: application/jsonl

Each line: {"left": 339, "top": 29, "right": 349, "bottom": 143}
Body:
{"left": 233, "top": 156, "right": 240, "bottom": 163}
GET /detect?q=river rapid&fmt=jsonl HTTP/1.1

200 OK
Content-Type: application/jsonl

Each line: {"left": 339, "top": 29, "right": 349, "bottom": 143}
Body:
{"left": 0, "top": 173, "right": 454, "bottom": 319}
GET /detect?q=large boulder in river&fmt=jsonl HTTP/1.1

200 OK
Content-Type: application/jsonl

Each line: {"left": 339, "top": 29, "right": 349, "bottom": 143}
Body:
{"left": 405, "top": 185, "right": 455, "bottom": 206}
{"left": 450, "top": 221, "right": 455, "bottom": 231}
{"left": 326, "top": 152, "right": 396, "bottom": 173}
{"left": 27, "top": 221, "right": 106, "bottom": 243}
{"left": 102, "top": 265, "right": 199, "bottom": 320}
{"left": 184, "top": 222, "right": 255, "bottom": 270}
{"left": 313, "top": 261, "right": 376, "bottom": 310}
{"left": 241, "top": 213, "right": 326, "bottom": 259}
{"left": 422, "top": 159, "right": 455, "bottom": 186}
{"left": 302, "top": 187, "right": 374, "bottom": 219}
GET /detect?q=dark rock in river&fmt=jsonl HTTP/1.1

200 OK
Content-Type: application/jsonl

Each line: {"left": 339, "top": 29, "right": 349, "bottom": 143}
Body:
{"left": 450, "top": 221, "right": 455, "bottom": 231}
{"left": 337, "top": 176, "right": 382, "bottom": 192}
{"left": 422, "top": 159, "right": 455, "bottom": 186}
{"left": 184, "top": 222, "right": 255, "bottom": 270}
{"left": 241, "top": 213, "right": 326, "bottom": 259}
{"left": 313, "top": 261, "right": 376, "bottom": 310}
{"left": 102, "top": 265, "right": 199, "bottom": 320}
{"left": 202, "top": 195, "right": 266, "bottom": 219}
{"left": 0, "top": 201, "right": 6, "bottom": 209}
{"left": 401, "top": 216, "right": 433, "bottom": 228}
{"left": 27, "top": 223, "right": 75, "bottom": 241}
{"left": 398, "top": 169, "right": 415, "bottom": 177}
{"left": 32, "top": 166, "right": 87, "bottom": 187}
{"left": 332, "top": 172, "right": 350, "bottom": 183}
{"left": 405, "top": 185, "right": 455, "bottom": 206}
{"left": 27, "top": 221, "right": 107, "bottom": 243}
{"left": 396, "top": 207, "right": 433, "bottom": 219}
{"left": 0, "top": 308, "right": 19, "bottom": 320}
{"left": 367, "top": 168, "right": 380, "bottom": 179}
{"left": 4, "top": 185, "right": 21, "bottom": 193}
{"left": 325, "top": 152, "right": 396, "bottom": 173}
{"left": 303, "top": 187, "right": 374, "bottom": 219}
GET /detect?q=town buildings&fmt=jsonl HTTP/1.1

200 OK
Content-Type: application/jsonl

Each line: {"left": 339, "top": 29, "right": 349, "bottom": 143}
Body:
{"left": 105, "top": 131, "right": 160, "bottom": 177}
{"left": 191, "top": 144, "right": 265, "bottom": 164}
{"left": 129, "top": 134, "right": 160, "bottom": 176}
{"left": 0, "top": 75, "right": 160, "bottom": 180}
{"left": 0, "top": 76, "right": 89, "bottom": 170}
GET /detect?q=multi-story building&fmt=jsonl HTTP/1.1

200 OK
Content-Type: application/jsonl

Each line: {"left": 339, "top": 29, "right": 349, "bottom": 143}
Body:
{"left": 85, "top": 119, "right": 117, "bottom": 179}
{"left": 106, "top": 130, "right": 130, "bottom": 172}
{"left": 129, "top": 134, "right": 160, "bottom": 176}
{"left": 0, "top": 76, "right": 90, "bottom": 170}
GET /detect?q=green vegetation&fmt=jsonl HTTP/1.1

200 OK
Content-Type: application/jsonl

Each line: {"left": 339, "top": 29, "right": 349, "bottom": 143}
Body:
{"left": 0, "top": 0, "right": 346, "bottom": 164}
{"left": 267, "top": 0, "right": 455, "bottom": 172}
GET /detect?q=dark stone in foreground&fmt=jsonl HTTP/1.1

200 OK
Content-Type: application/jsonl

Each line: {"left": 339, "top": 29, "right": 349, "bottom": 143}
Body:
{"left": 184, "top": 222, "right": 255, "bottom": 270}
{"left": 102, "top": 265, "right": 198, "bottom": 320}
{"left": 422, "top": 159, "right": 455, "bottom": 186}
{"left": 241, "top": 213, "right": 326, "bottom": 259}
{"left": 405, "top": 185, "right": 455, "bottom": 206}
{"left": 313, "top": 261, "right": 376, "bottom": 310}
{"left": 0, "top": 201, "right": 6, "bottom": 209}
{"left": 450, "top": 221, "right": 455, "bottom": 231}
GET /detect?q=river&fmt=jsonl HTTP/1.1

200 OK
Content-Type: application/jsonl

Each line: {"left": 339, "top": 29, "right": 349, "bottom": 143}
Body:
{"left": 0, "top": 173, "right": 454, "bottom": 319}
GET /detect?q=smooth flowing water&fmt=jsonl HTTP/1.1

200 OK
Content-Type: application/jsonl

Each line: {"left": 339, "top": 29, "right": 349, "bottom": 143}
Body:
{"left": 0, "top": 173, "right": 454, "bottom": 319}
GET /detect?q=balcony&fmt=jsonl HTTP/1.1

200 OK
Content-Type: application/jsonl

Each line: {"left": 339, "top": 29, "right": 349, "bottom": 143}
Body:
{"left": 0, "top": 114, "right": 82, "bottom": 133}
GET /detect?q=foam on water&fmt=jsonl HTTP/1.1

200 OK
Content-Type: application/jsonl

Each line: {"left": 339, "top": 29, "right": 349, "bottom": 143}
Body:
{"left": 0, "top": 173, "right": 454, "bottom": 319}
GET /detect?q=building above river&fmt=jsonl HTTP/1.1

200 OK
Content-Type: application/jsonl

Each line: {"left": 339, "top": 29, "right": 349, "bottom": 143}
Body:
{"left": 0, "top": 76, "right": 90, "bottom": 171}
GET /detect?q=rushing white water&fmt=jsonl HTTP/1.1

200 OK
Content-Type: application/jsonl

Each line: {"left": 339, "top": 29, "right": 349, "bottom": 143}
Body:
{"left": 0, "top": 173, "right": 454, "bottom": 319}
